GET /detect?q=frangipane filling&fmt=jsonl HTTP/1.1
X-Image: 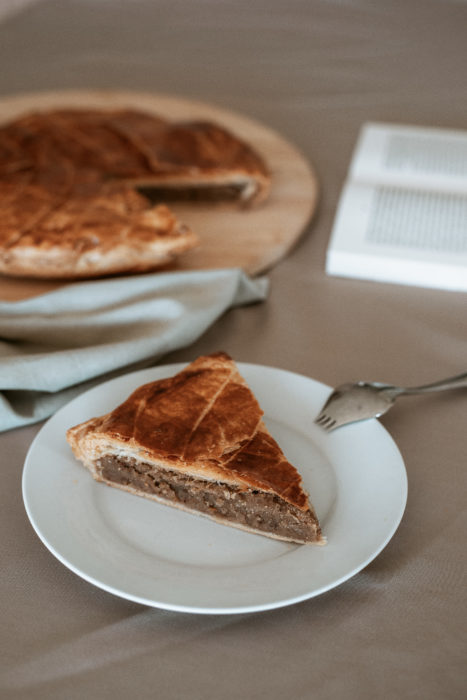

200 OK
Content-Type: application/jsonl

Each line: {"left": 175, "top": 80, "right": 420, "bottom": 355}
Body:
{"left": 137, "top": 182, "right": 251, "bottom": 202}
{"left": 97, "top": 455, "right": 320, "bottom": 543}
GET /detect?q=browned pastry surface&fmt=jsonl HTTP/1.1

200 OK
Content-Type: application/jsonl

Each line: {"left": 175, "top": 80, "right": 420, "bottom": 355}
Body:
{"left": 0, "top": 181, "right": 196, "bottom": 278}
{"left": 67, "top": 352, "right": 324, "bottom": 544}
{"left": 0, "top": 108, "right": 270, "bottom": 195}
{"left": 0, "top": 108, "right": 270, "bottom": 278}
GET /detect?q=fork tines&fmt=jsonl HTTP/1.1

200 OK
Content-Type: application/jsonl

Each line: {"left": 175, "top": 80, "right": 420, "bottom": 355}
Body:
{"left": 314, "top": 413, "right": 337, "bottom": 431}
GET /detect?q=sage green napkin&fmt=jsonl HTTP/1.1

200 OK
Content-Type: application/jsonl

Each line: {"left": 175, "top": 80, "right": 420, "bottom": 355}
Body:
{"left": 0, "top": 268, "right": 268, "bottom": 431}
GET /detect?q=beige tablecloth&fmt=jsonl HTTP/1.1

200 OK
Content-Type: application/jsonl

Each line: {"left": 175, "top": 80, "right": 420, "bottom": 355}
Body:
{"left": 1, "top": 1, "right": 466, "bottom": 699}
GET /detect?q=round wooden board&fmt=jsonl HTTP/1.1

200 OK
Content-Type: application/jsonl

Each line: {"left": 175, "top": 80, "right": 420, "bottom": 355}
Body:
{"left": 0, "top": 90, "right": 319, "bottom": 301}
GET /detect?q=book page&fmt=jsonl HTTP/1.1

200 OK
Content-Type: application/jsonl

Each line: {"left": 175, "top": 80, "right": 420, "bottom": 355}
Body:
{"left": 326, "top": 182, "right": 467, "bottom": 291}
{"left": 350, "top": 123, "right": 467, "bottom": 193}
{"left": 365, "top": 187, "right": 467, "bottom": 253}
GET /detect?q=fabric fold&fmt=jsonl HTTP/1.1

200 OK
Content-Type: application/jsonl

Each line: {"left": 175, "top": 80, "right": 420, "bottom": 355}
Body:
{"left": 0, "top": 268, "right": 268, "bottom": 431}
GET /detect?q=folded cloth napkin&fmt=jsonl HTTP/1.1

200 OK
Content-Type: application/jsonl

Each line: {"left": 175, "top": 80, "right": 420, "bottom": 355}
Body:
{"left": 0, "top": 268, "right": 268, "bottom": 431}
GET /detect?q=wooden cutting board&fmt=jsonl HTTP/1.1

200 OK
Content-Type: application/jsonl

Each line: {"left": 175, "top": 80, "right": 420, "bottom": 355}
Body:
{"left": 0, "top": 90, "right": 319, "bottom": 301}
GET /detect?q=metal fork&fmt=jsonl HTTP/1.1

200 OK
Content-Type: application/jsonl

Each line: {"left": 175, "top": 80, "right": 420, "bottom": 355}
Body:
{"left": 314, "top": 371, "right": 467, "bottom": 432}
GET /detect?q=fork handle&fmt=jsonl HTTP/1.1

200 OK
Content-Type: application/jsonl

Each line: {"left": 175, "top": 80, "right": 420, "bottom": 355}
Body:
{"left": 398, "top": 371, "right": 467, "bottom": 395}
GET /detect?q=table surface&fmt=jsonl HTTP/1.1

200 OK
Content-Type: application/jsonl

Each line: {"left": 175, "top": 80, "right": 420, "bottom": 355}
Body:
{"left": 1, "top": 1, "right": 466, "bottom": 699}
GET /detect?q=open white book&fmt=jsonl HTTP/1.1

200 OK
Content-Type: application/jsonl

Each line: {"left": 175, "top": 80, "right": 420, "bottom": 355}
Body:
{"left": 326, "top": 122, "right": 467, "bottom": 292}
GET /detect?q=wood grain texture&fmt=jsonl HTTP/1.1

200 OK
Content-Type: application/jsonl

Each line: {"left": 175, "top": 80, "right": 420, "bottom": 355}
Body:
{"left": 0, "top": 89, "right": 319, "bottom": 301}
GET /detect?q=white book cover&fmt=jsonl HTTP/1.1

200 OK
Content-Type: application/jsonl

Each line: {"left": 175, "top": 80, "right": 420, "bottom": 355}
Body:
{"left": 325, "top": 122, "right": 467, "bottom": 292}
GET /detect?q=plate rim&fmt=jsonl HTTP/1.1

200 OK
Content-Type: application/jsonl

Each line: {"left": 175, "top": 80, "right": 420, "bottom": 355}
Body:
{"left": 22, "top": 361, "right": 408, "bottom": 614}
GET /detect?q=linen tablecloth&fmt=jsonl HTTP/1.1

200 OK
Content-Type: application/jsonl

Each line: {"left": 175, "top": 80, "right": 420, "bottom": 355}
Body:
{"left": 1, "top": 2, "right": 466, "bottom": 699}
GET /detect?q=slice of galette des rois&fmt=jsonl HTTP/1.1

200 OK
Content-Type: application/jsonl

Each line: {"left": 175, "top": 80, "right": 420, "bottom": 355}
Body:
{"left": 66, "top": 352, "right": 324, "bottom": 545}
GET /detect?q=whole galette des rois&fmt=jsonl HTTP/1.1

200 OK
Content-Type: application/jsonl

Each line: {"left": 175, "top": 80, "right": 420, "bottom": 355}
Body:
{"left": 0, "top": 109, "right": 271, "bottom": 279}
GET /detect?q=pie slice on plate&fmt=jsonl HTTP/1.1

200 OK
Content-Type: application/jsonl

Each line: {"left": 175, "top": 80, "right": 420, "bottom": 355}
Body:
{"left": 67, "top": 353, "right": 324, "bottom": 545}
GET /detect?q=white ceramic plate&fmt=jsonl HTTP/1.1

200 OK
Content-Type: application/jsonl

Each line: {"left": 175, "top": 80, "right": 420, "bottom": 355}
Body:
{"left": 22, "top": 363, "right": 407, "bottom": 614}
